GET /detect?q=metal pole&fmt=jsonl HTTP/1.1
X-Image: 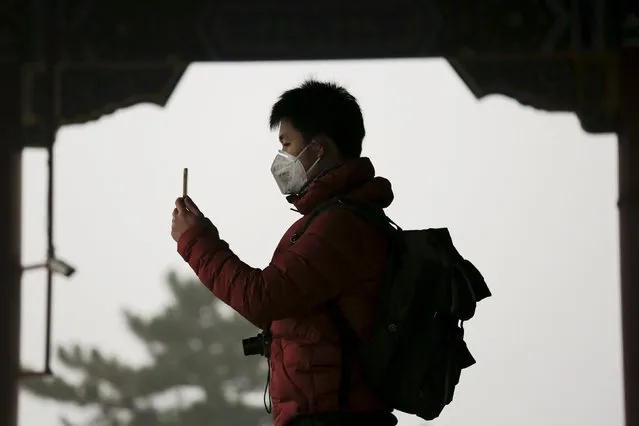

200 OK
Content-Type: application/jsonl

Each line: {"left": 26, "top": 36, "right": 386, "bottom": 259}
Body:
{"left": 43, "top": 121, "right": 55, "bottom": 375}
{"left": 0, "top": 64, "right": 23, "bottom": 426}
{"left": 619, "top": 47, "right": 639, "bottom": 426}
{"left": 33, "top": 0, "right": 59, "bottom": 376}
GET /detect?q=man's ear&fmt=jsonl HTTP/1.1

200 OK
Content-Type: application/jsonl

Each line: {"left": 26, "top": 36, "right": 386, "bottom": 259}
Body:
{"left": 312, "top": 136, "right": 329, "bottom": 158}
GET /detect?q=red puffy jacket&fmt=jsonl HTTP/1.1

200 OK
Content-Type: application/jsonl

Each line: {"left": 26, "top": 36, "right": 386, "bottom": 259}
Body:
{"left": 178, "top": 157, "right": 395, "bottom": 426}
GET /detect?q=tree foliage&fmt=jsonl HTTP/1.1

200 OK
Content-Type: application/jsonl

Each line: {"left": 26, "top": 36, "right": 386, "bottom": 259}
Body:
{"left": 22, "top": 271, "right": 271, "bottom": 426}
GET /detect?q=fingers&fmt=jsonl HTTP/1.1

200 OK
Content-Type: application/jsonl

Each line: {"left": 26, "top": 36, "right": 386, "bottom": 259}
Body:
{"left": 175, "top": 196, "right": 203, "bottom": 217}
{"left": 175, "top": 197, "right": 187, "bottom": 214}
{"left": 184, "top": 196, "right": 202, "bottom": 216}
{"left": 171, "top": 196, "right": 205, "bottom": 241}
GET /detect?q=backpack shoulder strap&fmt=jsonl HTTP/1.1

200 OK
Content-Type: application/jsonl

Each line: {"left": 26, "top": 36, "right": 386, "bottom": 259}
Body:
{"left": 296, "top": 198, "right": 343, "bottom": 236}
{"left": 295, "top": 197, "right": 401, "bottom": 242}
{"left": 294, "top": 198, "right": 402, "bottom": 409}
{"left": 326, "top": 299, "right": 357, "bottom": 409}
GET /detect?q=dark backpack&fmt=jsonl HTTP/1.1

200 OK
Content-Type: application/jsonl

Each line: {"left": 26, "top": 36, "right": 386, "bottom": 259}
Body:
{"left": 297, "top": 197, "right": 491, "bottom": 421}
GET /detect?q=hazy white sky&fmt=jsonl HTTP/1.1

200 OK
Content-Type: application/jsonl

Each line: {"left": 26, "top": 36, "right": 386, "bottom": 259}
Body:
{"left": 18, "top": 59, "right": 622, "bottom": 426}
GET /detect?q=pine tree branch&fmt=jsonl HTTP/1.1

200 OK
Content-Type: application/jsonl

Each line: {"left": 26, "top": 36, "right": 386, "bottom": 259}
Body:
{"left": 26, "top": 271, "right": 270, "bottom": 426}
{"left": 22, "top": 375, "right": 87, "bottom": 404}
{"left": 60, "top": 415, "right": 79, "bottom": 426}
{"left": 57, "top": 345, "right": 138, "bottom": 398}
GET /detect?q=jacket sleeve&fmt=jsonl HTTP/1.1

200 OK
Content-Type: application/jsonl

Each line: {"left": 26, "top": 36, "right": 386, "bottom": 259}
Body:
{"left": 177, "top": 213, "right": 365, "bottom": 330}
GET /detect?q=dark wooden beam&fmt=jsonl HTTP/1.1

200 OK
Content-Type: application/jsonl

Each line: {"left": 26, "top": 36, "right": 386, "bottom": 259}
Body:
{"left": 5, "top": 0, "right": 619, "bottom": 146}
{"left": 448, "top": 53, "right": 618, "bottom": 134}
{"left": 619, "top": 46, "right": 639, "bottom": 426}
{"left": 2, "top": 0, "right": 617, "bottom": 63}
{"left": 0, "top": 63, "right": 23, "bottom": 426}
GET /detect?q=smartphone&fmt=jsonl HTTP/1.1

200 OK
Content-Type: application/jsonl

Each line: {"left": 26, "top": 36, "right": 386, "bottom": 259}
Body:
{"left": 183, "top": 168, "right": 188, "bottom": 197}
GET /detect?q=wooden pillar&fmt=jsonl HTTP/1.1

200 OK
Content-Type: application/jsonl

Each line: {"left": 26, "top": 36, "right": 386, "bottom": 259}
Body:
{"left": 619, "top": 47, "right": 639, "bottom": 426}
{"left": 0, "top": 63, "right": 23, "bottom": 426}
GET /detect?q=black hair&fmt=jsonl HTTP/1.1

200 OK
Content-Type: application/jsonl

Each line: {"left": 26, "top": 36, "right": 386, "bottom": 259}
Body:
{"left": 269, "top": 80, "right": 365, "bottom": 159}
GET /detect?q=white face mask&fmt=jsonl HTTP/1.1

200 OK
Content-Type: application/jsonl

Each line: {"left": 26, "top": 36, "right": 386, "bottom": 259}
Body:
{"left": 270, "top": 145, "right": 320, "bottom": 195}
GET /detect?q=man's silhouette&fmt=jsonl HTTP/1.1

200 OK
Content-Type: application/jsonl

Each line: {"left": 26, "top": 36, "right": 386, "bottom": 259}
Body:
{"left": 171, "top": 80, "right": 397, "bottom": 426}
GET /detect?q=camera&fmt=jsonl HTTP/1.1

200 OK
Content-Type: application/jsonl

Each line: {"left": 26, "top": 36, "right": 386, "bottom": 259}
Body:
{"left": 242, "top": 331, "right": 271, "bottom": 357}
